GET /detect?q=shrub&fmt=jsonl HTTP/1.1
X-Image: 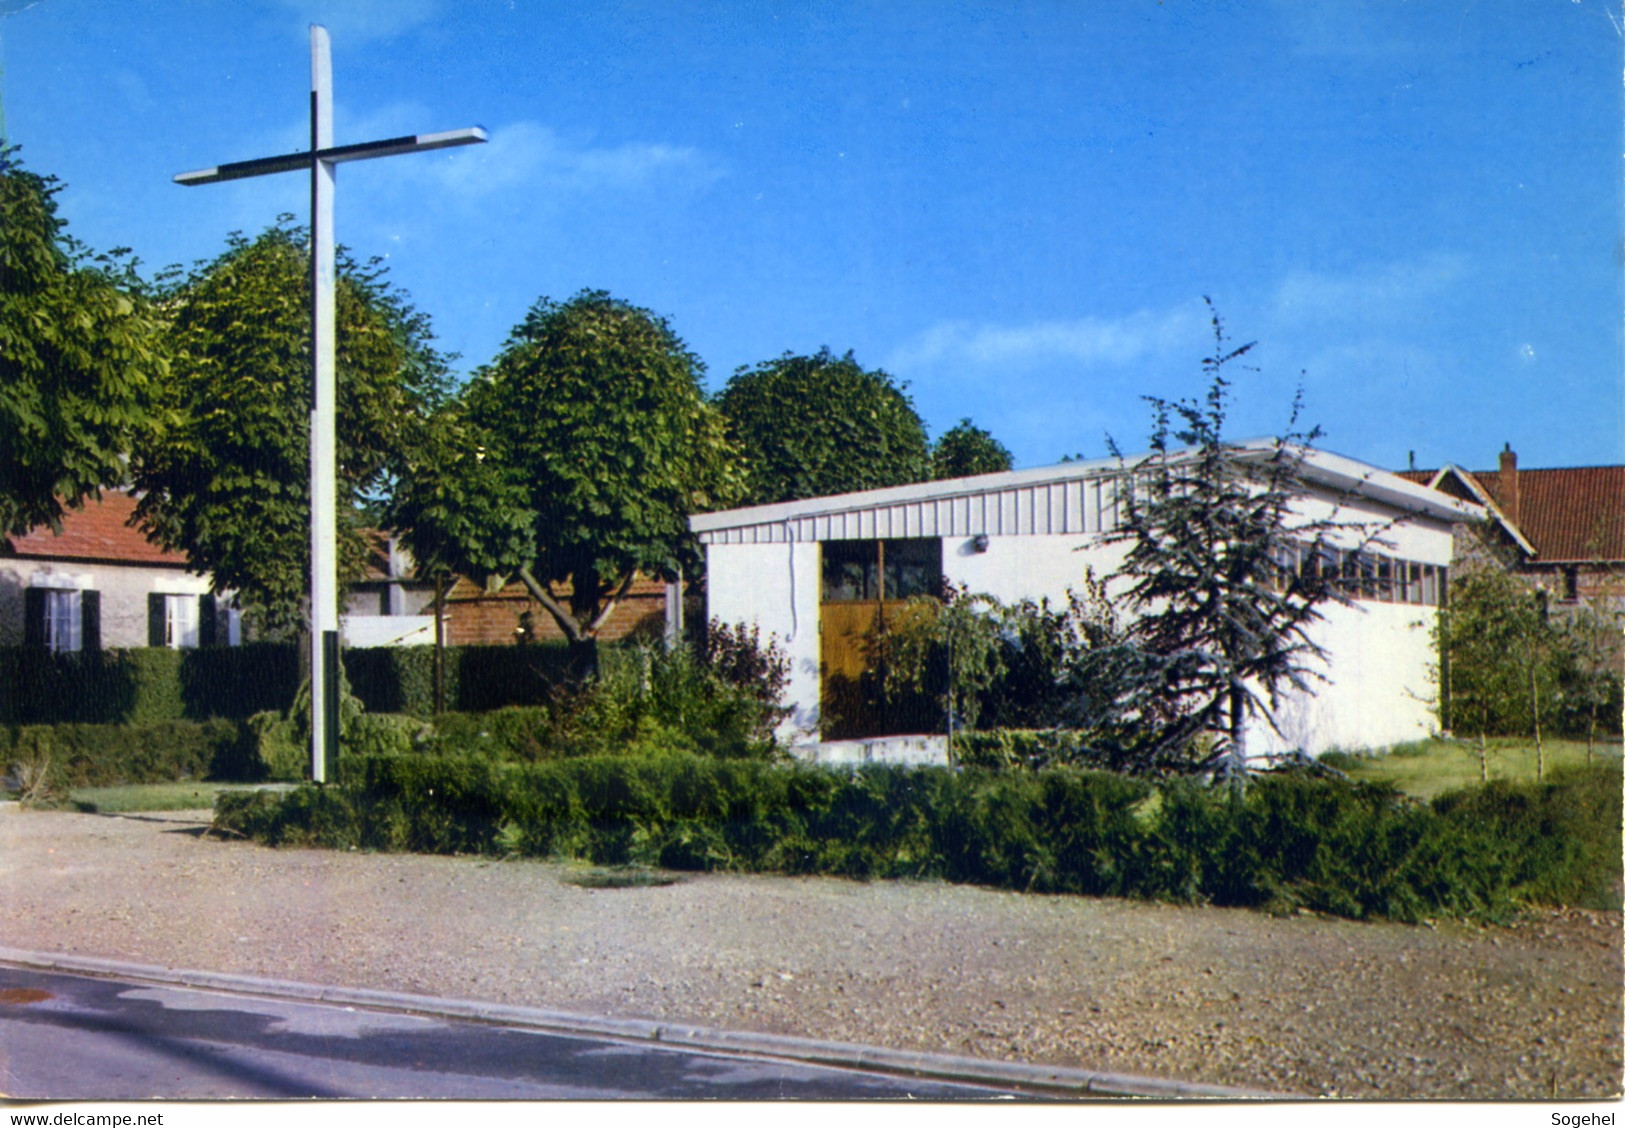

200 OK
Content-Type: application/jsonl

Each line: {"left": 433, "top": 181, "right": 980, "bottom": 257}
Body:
{"left": 180, "top": 644, "right": 302, "bottom": 718}
{"left": 954, "top": 729, "right": 1115, "bottom": 771}
{"left": 240, "top": 712, "right": 306, "bottom": 782}
{"left": 874, "top": 586, "right": 1120, "bottom": 739}
{"left": 0, "top": 641, "right": 583, "bottom": 725}
{"left": 1431, "top": 763, "right": 1622, "bottom": 911}
{"left": 0, "top": 719, "right": 252, "bottom": 792}
{"left": 344, "top": 712, "right": 433, "bottom": 758}
{"left": 215, "top": 786, "right": 359, "bottom": 848}
{"left": 423, "top": 707, "right": 556, "bottom": 761}
{"left": 213, "top": 753, "right": 1620, "bottom": 924}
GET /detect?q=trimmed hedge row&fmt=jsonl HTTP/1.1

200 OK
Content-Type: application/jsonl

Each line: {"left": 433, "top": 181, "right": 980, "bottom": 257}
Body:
{"left": 0, "top": 642, "right": 579, "bottom": 724}
{"left": 213, "top": 755, "right": 1624, "bottom": 922}
{"left": 0, "top": 719, "right": 256, "bottom": 790}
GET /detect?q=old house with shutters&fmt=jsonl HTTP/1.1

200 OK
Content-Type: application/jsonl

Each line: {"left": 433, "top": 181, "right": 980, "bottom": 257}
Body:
{"left": 0, "top": 494, "right": 447, "bottom": 652}
{"left": 692, "top": 444, "right": 1483, "bottom": 761}
{"left": 0, "top": 492, "right": 230, "bottom": 652}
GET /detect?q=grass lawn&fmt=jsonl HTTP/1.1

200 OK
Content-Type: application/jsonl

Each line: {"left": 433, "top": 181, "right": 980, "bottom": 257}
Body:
{"left": 64, "top": 782, "right": 293, "bottom": 814}
{"left": 1332, "top": 736, "right": 1624, "bottom": 800}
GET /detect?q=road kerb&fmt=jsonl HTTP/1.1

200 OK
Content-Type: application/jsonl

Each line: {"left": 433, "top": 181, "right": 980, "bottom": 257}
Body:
{"left": 0, "top": 946, "right": 1301, "bottom": 1100}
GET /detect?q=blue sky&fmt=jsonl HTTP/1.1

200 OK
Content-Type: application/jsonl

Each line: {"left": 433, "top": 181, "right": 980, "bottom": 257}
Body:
{"left": 4, "top": 0, "right": 1620, "bottom": 473}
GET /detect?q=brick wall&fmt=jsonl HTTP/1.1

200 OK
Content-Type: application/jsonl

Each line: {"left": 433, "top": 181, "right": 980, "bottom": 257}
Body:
{"left": 443, "top": 575, "right": 670, "bottom": 646}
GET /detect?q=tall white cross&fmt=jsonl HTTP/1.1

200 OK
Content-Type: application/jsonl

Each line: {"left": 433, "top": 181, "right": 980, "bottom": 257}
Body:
{"left": 176, "top": 25, "right": 486, "bottom": 782}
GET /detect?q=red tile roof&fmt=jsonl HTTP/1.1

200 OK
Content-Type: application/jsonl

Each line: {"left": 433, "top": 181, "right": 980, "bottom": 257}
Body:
{"left": 3, "top": 492, "right": 190, "bottom": 567}
{"left": 1469, "top": 465, "right": 1625, "bottom": 563}
{"left": 1401, "top": 465, "right": 1625, "bottom": 563}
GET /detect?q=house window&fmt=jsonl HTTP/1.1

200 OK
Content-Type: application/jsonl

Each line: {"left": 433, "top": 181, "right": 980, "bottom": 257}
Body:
{"left": 25, "top": 587, "right": 98, "bottom": 652}
{"left": 1375, "top": 556, "right": 1394, "bottom": 602}
{"left": 149, "top": 593, "right": 211, "bottom": 648}
{"left": 165, "top": 595, "right": 200, "bottom": 648}
{"left": 43, "top": 590, "right": 82, "bottom": 653}
{"left": 820, "top": 539, "right": 943, "bottom": 603}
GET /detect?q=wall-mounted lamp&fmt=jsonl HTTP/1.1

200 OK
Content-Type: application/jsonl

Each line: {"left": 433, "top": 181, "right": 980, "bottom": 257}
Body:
{"left": 971, "top": 534, "right": 990, "bottom": 553}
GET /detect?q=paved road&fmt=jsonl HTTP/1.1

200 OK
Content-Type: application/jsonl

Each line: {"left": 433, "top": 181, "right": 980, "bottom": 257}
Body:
{"left": 0, "top": 965, "right": 1023, "bottom": 1100}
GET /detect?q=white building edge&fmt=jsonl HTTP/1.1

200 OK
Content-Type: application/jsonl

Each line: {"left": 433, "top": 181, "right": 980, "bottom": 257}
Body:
{"left": 690, "top": 442, "right": 1485, "bottom": 764}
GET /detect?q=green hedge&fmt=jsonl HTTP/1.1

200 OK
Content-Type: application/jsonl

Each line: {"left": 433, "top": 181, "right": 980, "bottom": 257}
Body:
{"left": 953, "top": 729, "right": 1108, "bottom": 771}
{"left": 0, "top": 645, "right": 297, "bottom": 724}
{"left": 0, "top": 642, "right": 581, "bottom": 724}
{"left": 0, "top": 719, "right": 257, "bottom": 791}
{"left": 213, "top": 756, "right": 1623, "bottom": 922}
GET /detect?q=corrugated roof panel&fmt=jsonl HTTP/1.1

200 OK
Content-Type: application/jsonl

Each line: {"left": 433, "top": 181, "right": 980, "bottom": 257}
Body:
{"left": 693, "top": 451, "right": 1479, "bottom": 545}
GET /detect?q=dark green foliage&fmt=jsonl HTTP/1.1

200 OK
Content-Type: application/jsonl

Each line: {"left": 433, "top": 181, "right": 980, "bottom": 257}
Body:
{"left": 422, "top": 707, "right": 555, "bottom": 762}
{"left": 393, "top": 291, "right": 742, "bottom": 650}
{"left": 212, "top": 753, "right": 1618, "bottom": 923}
{"left": 1, "top": 642, "right": 578, "bottom": 725}
{"left": 0, "top": 719, "right": 251, "bottom": 792}
{"left": 419, "top": 643, "right": 789, "bottom": 762}
{"left": 953, "top": 729, "right": 1114, "bottom": 771}
{"left": 438, "top": 644, "right": 577, "bottom": 712}
{"left": 1551, "top": 604, "right": 1624, "bottom": 741}
{"left": 180, "top": 644, "right": 303, "bottom": 718}
{"left": 342, "top": 645, "right": 439, "bottom": 716}
{"left": 1, "top": 644, "right": 299, "bottom": 724}
{"left": 718, "top": 347, "right": 931, "bottom": 506}
{"left": 347, "top": 642, "right": 582, "bottom": 716}
{"left": 1097, "top": 303, "right": 1349, "bottom": 776}
{"left": 133, "top": 221, "right": 452, "bottom": 635}
{"left": 0, "top": 648, "right": 178, "bottom": 724}
{"left": 1430, "top": 763, "right": 1622, "bottom": 911}
{"left": 1, "top": 149, "right": 168, "bottom": 537}
{"left": 932, "top": 769, "right": 1150, "bottom": 894}
{"left": 239, "top": 711, "right": 305, "bottom": 781}
{"left": 1436, "top": 566, "right": 1621, "bottom": 743}
{"left": 1436, "top": 566, "right": 1549, "bottom": 739}
{"left": 215, "top": 787, "right": 360, "bottom": 849}
{"left": 876, "top": 585, "right": 1120, "bottom": 737}
{"left": 700, "top": 620, "right": 791, "bottom": 721}
{"left": 931, "top": 418, "right": 1013, "bottom": 480}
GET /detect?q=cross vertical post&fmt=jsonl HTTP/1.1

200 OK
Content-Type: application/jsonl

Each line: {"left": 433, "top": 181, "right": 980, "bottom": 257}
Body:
{"left": 174, "top": 24, "right": 486, "bottom": 784}
{"left": 309, "top": 26, "right": 339, "bottom": 781}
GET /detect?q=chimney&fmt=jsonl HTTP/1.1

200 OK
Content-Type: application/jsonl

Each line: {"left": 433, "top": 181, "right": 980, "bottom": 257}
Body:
{"left": 1499, "top": 443, "right": 1520, "bottom": 527}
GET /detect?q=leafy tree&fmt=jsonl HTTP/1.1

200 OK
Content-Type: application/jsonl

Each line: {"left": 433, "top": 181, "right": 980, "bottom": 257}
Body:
{"left": 1092, "top": 304, "right": 1360, "bottom": 778}
{"left": 931, "top": 418, "right": 1013, "bottom": 480}
{"left": 717, "top": 348, "right": 930, "bottom": 505}
{"left": 391, "top": 290, "right": 742, "bottom": 658}
{"left": 131, "top": 220, "right": 450, "bottom": 636}
{"left": 0, "top": 149, "right": 168, "bottom": 536}
{"left": 1554, "top": 599, "right": 1623, "bottom": 762}
{"left": 1435, "top": 566, "right": 1549, "bottom": 778}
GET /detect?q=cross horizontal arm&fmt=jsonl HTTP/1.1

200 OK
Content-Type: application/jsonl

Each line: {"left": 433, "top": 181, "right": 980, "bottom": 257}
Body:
{"left": 174, "top": 126, "right": 488, "bottom": 186}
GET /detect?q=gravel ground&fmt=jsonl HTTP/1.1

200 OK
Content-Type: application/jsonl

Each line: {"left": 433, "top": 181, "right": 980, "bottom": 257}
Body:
{"left": 0, "top": 804, "right": 1618, "bottom": 1100}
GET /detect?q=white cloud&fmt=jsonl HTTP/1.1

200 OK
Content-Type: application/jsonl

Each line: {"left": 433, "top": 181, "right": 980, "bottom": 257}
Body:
{"left": 1270, "top": 254, "right": 1469, "bottom": 325}
{"left": 888, "top": 304, "right": 1207, "bottom": 374}
{"left": 209, "top": 106, "right": 720, "bottom": 211}
{"left": 410, "top": 120, "right": 720, "bottom": 201}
